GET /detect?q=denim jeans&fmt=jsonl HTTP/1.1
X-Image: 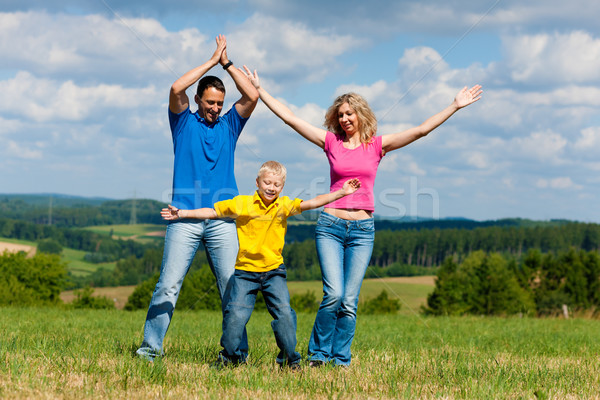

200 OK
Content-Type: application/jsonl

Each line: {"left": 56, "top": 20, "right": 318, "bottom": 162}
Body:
{"left": 219, "top": 266, "right": 301, "bottom": 365}
{"left": 136, "top": 218, "right": 248, "bottom": 359}
{"left": 308, "top": 211, "right": 375, "bottom": 366}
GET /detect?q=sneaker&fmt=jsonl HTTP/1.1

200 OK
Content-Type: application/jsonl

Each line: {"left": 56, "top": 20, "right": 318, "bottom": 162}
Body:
{"left": 288, "top": 362, "right": 301, "bottom": 371}
{"left": 211, "top": 358, "right": 243, "bottom": 369}
{"left": 279, "top": 361, "right": 301, "bottom": 371}
{"left": 308, "top": 360, "right": 324, "bottom": 368}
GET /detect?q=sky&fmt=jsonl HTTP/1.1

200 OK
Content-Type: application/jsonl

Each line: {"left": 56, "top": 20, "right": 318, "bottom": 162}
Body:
{"left": 1, "top": 0, "right": 599, "bottom": 222}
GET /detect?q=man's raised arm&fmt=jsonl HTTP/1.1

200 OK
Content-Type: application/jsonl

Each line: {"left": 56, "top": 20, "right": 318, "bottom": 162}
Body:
{"left": 169, "top": 35, "right": 227, "bottom": 114}
{"left": 219, "top": 37, "right": 259, "bottom": 118}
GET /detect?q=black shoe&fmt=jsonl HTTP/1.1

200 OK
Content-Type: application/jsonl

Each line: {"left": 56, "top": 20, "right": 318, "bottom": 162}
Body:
{"left": 308, "top": 360, "right": 324, "bottom": 368}
{"left": 279, "top": 361, "right": 301, "bottom": 371}
{"left": 288, "top": 362, "right": 301, "bottom": 371}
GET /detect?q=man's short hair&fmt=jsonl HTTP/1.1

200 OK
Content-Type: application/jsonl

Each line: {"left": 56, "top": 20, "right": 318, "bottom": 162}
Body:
{"left": 258, "top": 160, "right": 287, "bottom": 183}
{"left": 196, "top": 76, "right": 226, "bottom": 97}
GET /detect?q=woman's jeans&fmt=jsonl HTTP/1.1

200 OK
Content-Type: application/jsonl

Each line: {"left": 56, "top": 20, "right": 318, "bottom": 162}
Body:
{"left": 136, "top": 219, "right": 247, "bottom": 359}
{"left": 219, "top": 266, "right": 301, "bottom": 365}
{"left": 308, "top": 211, "right": 375, "bottom": 366}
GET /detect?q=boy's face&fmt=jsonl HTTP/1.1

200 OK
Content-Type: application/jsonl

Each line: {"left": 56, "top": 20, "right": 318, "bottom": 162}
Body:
{"left": 256, "top": 171, "right": 285, "bottom": 206}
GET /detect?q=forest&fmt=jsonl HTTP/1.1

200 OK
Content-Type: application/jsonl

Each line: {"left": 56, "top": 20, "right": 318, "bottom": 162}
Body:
{"left": 1, "top": 194, "right": 599, "bottom": 316}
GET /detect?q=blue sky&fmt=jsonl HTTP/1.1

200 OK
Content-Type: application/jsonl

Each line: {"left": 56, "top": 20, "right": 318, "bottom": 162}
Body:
{"left": 1, "top": 1, "right": 599, "bottom": 222}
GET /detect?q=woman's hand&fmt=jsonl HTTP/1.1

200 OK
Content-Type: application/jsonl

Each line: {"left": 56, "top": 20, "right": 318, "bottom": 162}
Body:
{"left": 241, "top": 65, "right": 260, "bottom": 90}
{"left": 454, "top": 85, "right": 483, "bottom": 109}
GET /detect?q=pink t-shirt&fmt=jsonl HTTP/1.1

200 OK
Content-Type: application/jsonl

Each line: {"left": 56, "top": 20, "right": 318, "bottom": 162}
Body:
{"left": 324, "top": 131, "right": 384, "bottom": 212}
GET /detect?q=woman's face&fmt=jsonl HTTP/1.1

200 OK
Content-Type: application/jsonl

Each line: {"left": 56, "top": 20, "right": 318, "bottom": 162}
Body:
{"left": 338, "top": 102, "right": 359, "bottom": 136}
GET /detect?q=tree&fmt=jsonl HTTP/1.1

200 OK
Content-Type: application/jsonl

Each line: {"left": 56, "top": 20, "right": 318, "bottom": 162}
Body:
{"left": 0, "top": 251, "right": 67, "bottom": 306}
{"left": 37, "top": 238, "right": 63, "bottom": 255}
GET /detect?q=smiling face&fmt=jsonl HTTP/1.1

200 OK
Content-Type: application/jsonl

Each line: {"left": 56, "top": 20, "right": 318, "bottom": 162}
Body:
{"left": 195, "top": 87, "right": 225, "bottom": 124}
{"left": 338, "top": 102, "right": 360, "bottom": 137}
{"left": 256, "top": 171, "right": 285, "bottom": 206}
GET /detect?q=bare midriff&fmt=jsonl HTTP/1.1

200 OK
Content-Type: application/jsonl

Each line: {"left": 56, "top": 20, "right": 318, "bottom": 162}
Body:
{"left": 323, "top": 207, "right": 373, "bottom": 221}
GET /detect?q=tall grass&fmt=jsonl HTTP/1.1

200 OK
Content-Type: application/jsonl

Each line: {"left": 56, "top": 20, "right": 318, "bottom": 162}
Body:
{"left": 2, "top": 307, "right": 599, "bottom": 399}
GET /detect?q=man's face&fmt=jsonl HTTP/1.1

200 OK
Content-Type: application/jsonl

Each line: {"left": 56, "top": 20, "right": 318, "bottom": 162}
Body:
{"left": 195, "top": 87, "right": 225, "bottom": 124}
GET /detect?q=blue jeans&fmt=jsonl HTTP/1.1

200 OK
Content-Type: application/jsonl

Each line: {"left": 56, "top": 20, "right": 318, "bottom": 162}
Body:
{"left": 308, "top": 211, "right": 375, "bottom": 366}
{"left": 219, "top": 266, "right": 301, "bottom": 365}
{"left": 136, "top": 218, "right": 248, "bottom": 359}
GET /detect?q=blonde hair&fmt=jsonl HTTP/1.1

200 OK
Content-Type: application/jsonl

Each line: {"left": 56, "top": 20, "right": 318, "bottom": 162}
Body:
{"left": 257, "top": 160, "right": 287, "bottom": 183}
{"left": 324, "top": 92, "right": 377, "bottom": 144}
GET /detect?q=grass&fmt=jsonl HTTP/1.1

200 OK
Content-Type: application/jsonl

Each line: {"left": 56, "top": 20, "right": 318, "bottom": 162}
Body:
{"left": 84, "top": 224, "right": 166, "bottom": 241}
{"left": 59, "top": 277, "right": 435, "bottom": 314}
{"left": 1, "top": 307, "right": 599, "bottom": 399}
{"left": 61, "top": 247, "right": 116, "bottom": 276}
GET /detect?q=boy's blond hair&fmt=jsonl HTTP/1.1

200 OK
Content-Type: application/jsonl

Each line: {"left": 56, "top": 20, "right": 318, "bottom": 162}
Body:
{"left": 257, "top": 160, "right": 287, "bottom": 183}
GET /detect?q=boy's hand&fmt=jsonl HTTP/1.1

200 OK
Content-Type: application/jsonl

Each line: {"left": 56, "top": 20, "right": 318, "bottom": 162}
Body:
{"left": 161, "top": 205, "right": 181, "bottom": 220}
{"left": 342, "top": 178, "right": 361, "bottom": 195}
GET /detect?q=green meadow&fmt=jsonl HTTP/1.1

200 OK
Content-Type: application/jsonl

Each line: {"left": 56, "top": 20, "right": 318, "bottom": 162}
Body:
{"left": 2, "top": 307, "right": 599, "bottom": 399}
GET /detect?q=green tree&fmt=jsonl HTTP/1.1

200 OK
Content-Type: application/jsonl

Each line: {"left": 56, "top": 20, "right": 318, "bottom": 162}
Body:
{"left": 424, "top": 252, "right": 535, "bottom": 316}
{"left": 0, "top": 251, "right": 67, "bottom": 306}
{"left": 360, "top": 290, "right": 401, "bottom": 315}
{"left": 71, "top": 287, "right": 115, "bottom": 309}
{"left": 37, "top": 238, "right": 63, "bottom": 254}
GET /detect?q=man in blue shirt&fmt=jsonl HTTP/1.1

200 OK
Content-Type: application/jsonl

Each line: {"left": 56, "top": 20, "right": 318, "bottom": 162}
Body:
{"left": 137, "top": 34, "right": 258, "bottom": 360}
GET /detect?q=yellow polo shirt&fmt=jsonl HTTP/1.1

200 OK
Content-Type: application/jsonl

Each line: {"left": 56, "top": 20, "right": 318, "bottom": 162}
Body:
{"left": 214, "top": 192, "right": 303, "bottom": 272}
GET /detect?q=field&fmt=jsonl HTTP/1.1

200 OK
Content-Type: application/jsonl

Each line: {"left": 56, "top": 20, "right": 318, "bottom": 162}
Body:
{"left": 59, "top": 276, "right": 436, "bottom": 313}
{"left": 84, "top": 224, "right": 165, "bottom": 244}
{"left": 2, "top": 307, "right": 599, "bottom": 399}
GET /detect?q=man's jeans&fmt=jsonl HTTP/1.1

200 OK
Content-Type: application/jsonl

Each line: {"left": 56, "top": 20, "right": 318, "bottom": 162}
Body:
{"left": 219, "top": 266, "right": 301, "bottom": 365}
{"left": 136, "top": 219, "right": 247, "bottom": 359}
{"left": 308, "top": 211, "right": 375, "bottom": 366}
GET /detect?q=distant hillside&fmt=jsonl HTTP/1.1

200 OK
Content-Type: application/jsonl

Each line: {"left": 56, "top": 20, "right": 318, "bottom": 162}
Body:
{"left": 0, "top": 193, "right": 581, "bottom": 233}
{"left": 0, "top": 193, "right": 166, "bottom": 227}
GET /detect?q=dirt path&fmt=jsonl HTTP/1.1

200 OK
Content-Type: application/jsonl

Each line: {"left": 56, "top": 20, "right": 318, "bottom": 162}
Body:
{"left": 0, "top": 241, "right": 36, "bottom": 256}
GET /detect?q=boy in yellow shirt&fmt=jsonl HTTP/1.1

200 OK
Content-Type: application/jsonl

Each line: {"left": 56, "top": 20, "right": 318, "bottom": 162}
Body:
{"left": 161, "top": 161, "right": 360, "bottom": 369}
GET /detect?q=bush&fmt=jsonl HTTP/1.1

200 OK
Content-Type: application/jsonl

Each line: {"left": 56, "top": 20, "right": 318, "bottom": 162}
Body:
{"left": 360, "top": 290, "right": 401, "bottom": 315}
{"left": 424, "top": 251, "right": 536, "bottom": 316}
{"left": 290, "top": 291, "right": 319, "bottom": 313}
{"left": 71, "top": 287, "right": 115, "bottom": 309}
{"left": 124, "top": 272, "right": 159, "bottom": 311}
{"left": 37, "top": 238, "right": 63, "bottom": 255}
{"left": 124, "top": 265, "right": 222, "bottom": 312}
{"left": 0, "top": 251, "right": 67, "bottom": 306}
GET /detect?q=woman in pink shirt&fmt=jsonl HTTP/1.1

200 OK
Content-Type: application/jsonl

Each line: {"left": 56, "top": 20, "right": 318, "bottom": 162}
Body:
{"left": 242, "top": 66, "right": 482, "bottom": 367}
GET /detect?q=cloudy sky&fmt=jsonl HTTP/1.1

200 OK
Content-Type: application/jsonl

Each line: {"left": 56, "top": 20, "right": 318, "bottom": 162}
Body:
{"left": 1, "top": 1, "right": 599, "bottom": 222}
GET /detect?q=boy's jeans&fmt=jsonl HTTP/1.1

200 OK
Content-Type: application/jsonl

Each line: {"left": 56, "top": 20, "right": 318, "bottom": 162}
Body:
{"left": 219, "top": 266, "right": 301, "bottom": 365}
{"left": 136, "top": 219, "right": 248, "bottom": 359}
{"left": 308, "top": 211, "right": 375, "bottom": 366}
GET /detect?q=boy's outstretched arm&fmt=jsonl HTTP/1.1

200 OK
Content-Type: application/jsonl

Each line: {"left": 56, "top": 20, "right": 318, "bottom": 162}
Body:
{"left": 300, "top": 178, "right": 361, "bottom": 212}
{"left": 161, "top": 205, "right": 218, "bottom": 220}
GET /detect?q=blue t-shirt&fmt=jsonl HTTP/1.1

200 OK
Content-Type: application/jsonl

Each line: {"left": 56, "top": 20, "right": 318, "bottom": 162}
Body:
{"left": 168, "top": 106, "right": 248, "bottom": 209}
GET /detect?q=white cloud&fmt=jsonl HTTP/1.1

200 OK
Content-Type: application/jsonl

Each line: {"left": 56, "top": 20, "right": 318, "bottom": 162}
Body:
{"left": 536, "top": 177, "right": 582, "bottom": 190}
{"left": 228, "top": 14, "right": 364, "bottom": 83}
{"left": 504, "top": 31, "right": 600, "bottom": 85}
{"left": 464, "top": 151, "right": 489, "bottom": 169}
{"left": 0, "top": 71, "right": 160, "bottom": 123}
{"left": 6, "top": 140, "right": 43, "bottom": 160}
{"left": 574, "top": 126, "right": 600, "bottom": 150}
{"left": 0, "top": 11, "right": 208, "bottom": 85}
{"left": 510, "top": 130, "right": 567, "bottom": 162}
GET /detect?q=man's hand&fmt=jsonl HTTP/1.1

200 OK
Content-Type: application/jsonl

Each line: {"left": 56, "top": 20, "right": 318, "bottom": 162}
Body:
{"left": 342, "top": 178, "right": 361, "bottom": 195}
{"left": 161, "top": 205, "right": 181, "bottom": 220}
{"left": 210, "top": 34, "right": 227, "bottom": 66}
{"left": 242, "top": 65, "right": 260, "bottom": 90}
{"left": 218, "top": 35, "right": 229, "bottom": 66}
